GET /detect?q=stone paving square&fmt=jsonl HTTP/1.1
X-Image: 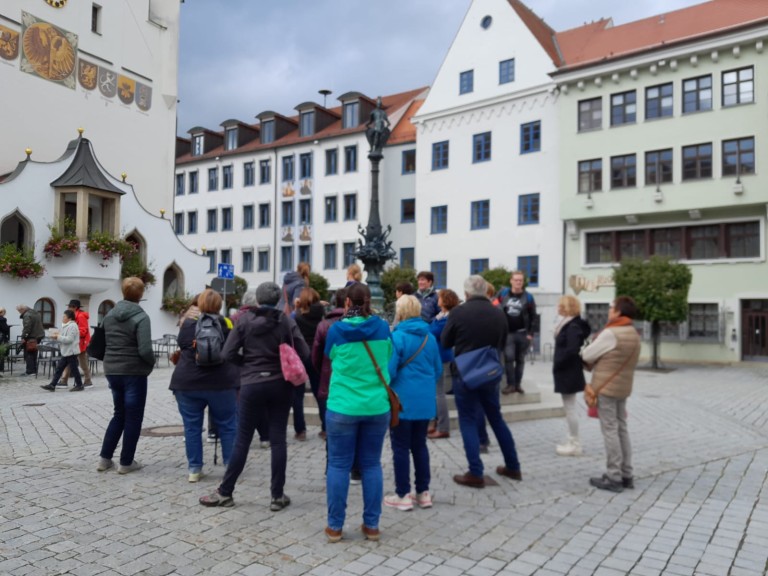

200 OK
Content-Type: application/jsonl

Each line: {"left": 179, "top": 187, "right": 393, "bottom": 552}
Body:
{"left": 1, "top": 360, "right": 768, "bottom": 575}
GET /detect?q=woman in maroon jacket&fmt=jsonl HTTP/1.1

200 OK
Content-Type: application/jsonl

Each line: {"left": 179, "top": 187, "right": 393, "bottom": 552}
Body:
{"left": 311, "top": 288, "right": 347, "bottom": 437}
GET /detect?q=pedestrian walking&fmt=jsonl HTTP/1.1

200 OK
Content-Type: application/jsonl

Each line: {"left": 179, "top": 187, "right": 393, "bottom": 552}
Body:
{"left": 40, "top": 309, "right": 83, "bottom": 392}
{"left": 60, "top": 299, "right": 92, "bottom": 388}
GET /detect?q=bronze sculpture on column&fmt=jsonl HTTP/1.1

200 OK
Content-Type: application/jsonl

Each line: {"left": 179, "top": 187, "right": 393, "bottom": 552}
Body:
{"left": 355, "top": 97, "right": 396, "bottom": 311}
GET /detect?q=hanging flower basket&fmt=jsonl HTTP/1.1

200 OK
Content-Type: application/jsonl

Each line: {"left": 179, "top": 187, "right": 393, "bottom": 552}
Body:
{"left": 43, "top": 218, "right": 81, "bottom": 259}
{"left": 161, "top": 294, "right": 192, "bottom": 315}
{"left": 86, "top": 232, "right": 137, "bottom": 263}
{"left": 0, "top": 243, "right": 45, "bottom": 279}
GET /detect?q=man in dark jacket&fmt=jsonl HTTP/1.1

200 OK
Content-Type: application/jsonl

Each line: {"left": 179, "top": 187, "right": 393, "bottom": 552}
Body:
{"left": 415, "top": 271, "right": 439, "bottom": 323}
{"left": 497, "top": 270, "right": 537, "bottom": 394}
{"left": 441, "top": 275, "right": 522, "bottom": 488}
{"left": 16, "top": 304, "right": 45, "bottom": 376}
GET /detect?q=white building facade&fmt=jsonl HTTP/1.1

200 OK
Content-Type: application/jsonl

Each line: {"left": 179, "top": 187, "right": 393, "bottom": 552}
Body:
{"left": 412, "top": 0, "right": 565, "bottom": 344}
{"left": 173, "top": 89, "right": 426, "bottom": 290}
{"left": 0, "top": 0, "right": 180, "bottom": 215}
{"left": 0, "top": 134, "right": 208, "bottom": 341}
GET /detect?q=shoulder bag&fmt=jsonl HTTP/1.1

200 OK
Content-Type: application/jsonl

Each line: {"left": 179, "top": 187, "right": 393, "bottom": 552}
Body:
{"left": 453, "top": 345, "right": 503, "bottom": 390}
{"left": 363, "top": 341, "right": 402, "bottom": 428}
{"left": 400, "top": 335, "right": 428, "bottom": 370}
{"left": 279, "top": 316, "right": 308, "bottom": 386}
{"left": 86, "top": 325, "right": 106, "bottom": 360}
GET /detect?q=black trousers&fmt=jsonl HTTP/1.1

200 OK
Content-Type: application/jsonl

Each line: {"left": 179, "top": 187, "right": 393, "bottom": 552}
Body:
{"left": 51, "top": 355, "right": 82, "bottom": 387}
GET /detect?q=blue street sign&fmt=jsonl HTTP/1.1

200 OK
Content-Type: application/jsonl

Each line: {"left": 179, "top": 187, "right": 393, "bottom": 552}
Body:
{"left": 217, "top": 263, "right": 235, "bottom": 279}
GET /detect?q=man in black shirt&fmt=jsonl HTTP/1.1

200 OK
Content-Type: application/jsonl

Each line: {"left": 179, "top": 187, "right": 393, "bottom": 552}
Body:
{"left": 497, "top": 271, "right": 537, "bottom": 394}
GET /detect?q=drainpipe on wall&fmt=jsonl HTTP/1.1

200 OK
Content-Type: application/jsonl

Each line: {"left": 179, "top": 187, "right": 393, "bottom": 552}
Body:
{"left": 272, "top": 146, "right": 279, "bottom": 284}
{"left": 561, "top": 221, "right": 567, "bottom": 296}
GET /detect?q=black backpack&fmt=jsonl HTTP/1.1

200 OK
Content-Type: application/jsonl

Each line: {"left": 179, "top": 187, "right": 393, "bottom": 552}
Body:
{"left": 194, "top": 313, "right": 225, "bottom": 366}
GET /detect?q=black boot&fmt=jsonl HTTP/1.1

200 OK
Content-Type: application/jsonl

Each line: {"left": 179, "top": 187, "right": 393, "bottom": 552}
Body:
{"left": 40, "top": 383, "right": 56, "bottom": 392}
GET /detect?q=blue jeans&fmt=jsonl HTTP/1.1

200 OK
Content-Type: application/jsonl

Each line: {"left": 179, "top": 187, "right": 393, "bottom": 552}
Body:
{"left": 452, "top": 374, "right": 520, "bottom": 477}
{"left": 100, "top": 375, "right": 148, "bottom": 466}
{"left": 326, "top": 409, "right": 389, "bottom": 531}
{"left": 389, "top": 419, "right": 430, "bottom": 497}
{"left": 219, "top": 379, "right": 292, "bottom": 499}
{"left": 174, "top": 390, "right": 238, "bottom": 472}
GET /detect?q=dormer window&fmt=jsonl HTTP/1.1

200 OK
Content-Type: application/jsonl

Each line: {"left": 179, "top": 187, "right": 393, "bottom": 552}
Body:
{"left": 261, "top": 120, "right": 275, "bottom": 144}
{"left": 225, "top": 128, "right": 238, "bottom": 151}
{"left": 192, "top": 134, "right": 204, "bottom": 156}
{"left": 342, "top": 102, "right": 359, "bottom": 129}
{"left": 299, "top": 111, "right": 315, "bottom": 137}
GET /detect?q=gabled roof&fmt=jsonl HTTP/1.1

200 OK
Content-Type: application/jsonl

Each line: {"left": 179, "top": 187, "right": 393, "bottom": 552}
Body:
{"left": 507, "top": 0, "right": 563, "bottom": 67}
{"left": 50, "top": 137, "right": 125, "bottom": 195}
{"left": 554, "top": 0, "right": 768, "bottom": 72}
{"left": 176, "top": 87, "right": 428, "bottom": 165}
{"left": 388, "top": 99, "right": 424, "bottom": 146}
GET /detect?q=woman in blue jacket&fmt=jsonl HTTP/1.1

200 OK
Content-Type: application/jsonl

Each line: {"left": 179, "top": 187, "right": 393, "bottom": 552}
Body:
{"left": 384, "top": 295, "right": 442, "bottom": 511}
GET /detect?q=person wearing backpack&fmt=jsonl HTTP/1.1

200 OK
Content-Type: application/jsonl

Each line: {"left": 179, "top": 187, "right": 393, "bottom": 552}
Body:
{"left": 169, "top": 289, "right": 239, "bottom": 483}
{"left": 200, "top": 281, "right": 309, "bottom": 512}
{"left": 496, "top": 270, "right": 537, "bottom": 394}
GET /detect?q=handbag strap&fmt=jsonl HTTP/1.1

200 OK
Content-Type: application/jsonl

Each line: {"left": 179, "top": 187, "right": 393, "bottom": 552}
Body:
{"left": 279, "top": 314, "right": 295, "bottom": 348}
{"left": 401, "top": 335, "right": 428, "bottom": 369}
{"left": 362, "top": 340, "right": 388, "bottom": 389}
{"left": 591, "top": 342, "right": 640, "bottom": 396}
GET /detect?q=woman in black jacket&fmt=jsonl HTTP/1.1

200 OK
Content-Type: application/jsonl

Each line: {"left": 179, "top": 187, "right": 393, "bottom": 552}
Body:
{"left": 170, "top": 289, "right": 239, "bottom": 482}
{"left": 552, "top": 295, "right": 591, "bottom": 457}
{"left": 200, "top": 282, "right": 310, "bottom": 512}
{"left": 0, "top": 307, "right": 10, "bottom": 373}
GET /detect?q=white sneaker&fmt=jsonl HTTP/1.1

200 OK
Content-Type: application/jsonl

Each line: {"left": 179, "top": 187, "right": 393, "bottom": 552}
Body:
{"left": 117, "top": 460, "right": 143, "bottom": 474}
{"left": 188, "top": 471, "right": 204, "bottom": 483}
{"left": 556, "top": 437, "right": 583, "bottom": 457}
{"left": 412, "top": 491, "right": 433, "bottom": 509}
{"left": 260, "top": 441, "right": 270, "bottom": 449}
{"left": 384, "top": 493, "right": 413, "bottom": 511}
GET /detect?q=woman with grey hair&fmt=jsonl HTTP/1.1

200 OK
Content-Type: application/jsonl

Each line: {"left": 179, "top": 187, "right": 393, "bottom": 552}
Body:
{"left": 200, "top": 282, "right": 310, "bottom": 511}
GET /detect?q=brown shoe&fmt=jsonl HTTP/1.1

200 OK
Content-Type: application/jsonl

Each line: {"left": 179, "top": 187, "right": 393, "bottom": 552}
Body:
{"left": 501, "top": 385, "right": 516, "bottom": 395}
{"left": 427, "top": 431, "right": 450, "bottom": 439}
{"left": 496, "top": 466, "right": 522, "bottom": 481}
{"left": 361, "top": 524, "right": 380, "bottom": 541}
{"left": 325, "top": 526, "right": 342, "bottom": 543}
{"left": 453, "top": 472, "right": 485, "bottom": 488}
{"left": 295, "top": 431, "right": 306, "bottom": 441}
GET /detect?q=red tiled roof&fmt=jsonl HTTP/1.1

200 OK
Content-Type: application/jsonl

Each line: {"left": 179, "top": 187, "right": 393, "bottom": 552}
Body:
{"left": 177, "top": 87, "right": 428, "bottom": 165}
{"left": 388, "top": 99, "right": 425, "bottom": 146}
{"left": 555, "top": 0, "right": 768, "bottom": 71}
{"left": 507, "top": 0, "right": 562, "bottom": 66}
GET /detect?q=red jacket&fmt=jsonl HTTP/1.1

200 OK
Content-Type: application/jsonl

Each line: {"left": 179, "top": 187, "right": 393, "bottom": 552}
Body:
{"left": 75, "top": 309, "right": 91, "bottom": 353}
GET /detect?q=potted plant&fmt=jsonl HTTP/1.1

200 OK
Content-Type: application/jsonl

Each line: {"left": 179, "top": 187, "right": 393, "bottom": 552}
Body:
{"left": 161, "top": 293, "right": 193, "bottom": 315}
{"left": 43, "top": 217, "right": 80, "bottom": 259}
{"left": 121, "top": 254, "right": 157, "bottom": 286}
{"left": 0, "top": 243, "right": 45, "bottom": 279}
{"left": 86, "top": 231, "right": 137, "bottom": 262}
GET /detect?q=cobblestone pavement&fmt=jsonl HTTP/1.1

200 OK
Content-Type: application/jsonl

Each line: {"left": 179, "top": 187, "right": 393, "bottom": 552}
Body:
{"left": 1, "top": 359, "right": 768, "bottom": 575}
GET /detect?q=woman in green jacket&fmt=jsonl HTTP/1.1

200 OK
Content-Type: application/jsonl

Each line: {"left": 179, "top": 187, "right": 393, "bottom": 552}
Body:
{"left": 323, "top": 283, "right": 392, "bottom": 543}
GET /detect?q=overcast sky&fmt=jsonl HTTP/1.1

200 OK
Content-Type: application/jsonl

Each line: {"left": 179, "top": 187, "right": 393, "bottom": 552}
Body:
{"left": 177, "top": 0, "right": 704, "bottom": 135}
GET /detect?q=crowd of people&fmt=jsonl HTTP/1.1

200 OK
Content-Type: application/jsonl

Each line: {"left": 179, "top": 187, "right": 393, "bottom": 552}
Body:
{"left": 12, "top": 263, "right": 642, "bottom": 541}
